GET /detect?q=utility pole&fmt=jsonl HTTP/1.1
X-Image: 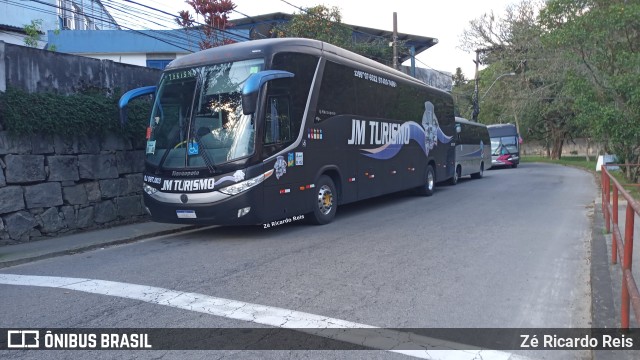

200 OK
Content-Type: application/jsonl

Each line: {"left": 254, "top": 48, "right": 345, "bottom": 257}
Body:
{"left": 392, "top": 12, "right": 398, "bottom": 70}
{"left": 471, "top": 49, "right": 480, "bottom": 121}
{"left": 471, "top": 46, "right": 505, "bottom": 121}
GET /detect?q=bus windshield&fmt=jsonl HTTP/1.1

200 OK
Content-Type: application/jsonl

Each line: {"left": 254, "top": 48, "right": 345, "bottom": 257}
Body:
{"left": 146, "top": 58, "right": 264, "bottom": 170}
{"left": 490, "top": 136, "right": 519, "bottom": 155}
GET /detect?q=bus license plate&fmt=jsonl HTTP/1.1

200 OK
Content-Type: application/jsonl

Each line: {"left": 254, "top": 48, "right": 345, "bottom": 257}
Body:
{"left": 176, "top": 210, "right": 197, "bottom": 219}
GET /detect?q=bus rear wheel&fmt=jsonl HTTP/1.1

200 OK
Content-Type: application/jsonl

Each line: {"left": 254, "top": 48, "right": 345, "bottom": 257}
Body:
{"left": 416, "top": 164, "right": 435, "bottom": 196}
{"left": 449, "top": 165, "right": 460, "bottom": 185}
{"left": 309, "top": 175, "right": 337, "bottom": 225}
{"left": 471, "top": 162, "right": 484, "bottom": 179}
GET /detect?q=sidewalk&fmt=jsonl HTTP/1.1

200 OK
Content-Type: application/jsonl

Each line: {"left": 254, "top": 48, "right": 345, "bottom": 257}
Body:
{"left": 0, "top": 222, "right": 200, "bottom": 269}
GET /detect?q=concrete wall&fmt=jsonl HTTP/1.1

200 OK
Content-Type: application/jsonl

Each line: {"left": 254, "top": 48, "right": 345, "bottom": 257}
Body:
{"left": 0, "top": 42, "right": 163, "bottom": 244}
{"left": 521, "top": 138, "right": 604, "bottom": 157}
{"left": 0, "top": 41, "right": 161, "bottom": 94}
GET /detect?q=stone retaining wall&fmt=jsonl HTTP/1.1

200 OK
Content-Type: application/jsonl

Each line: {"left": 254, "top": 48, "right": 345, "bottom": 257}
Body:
{"left": 0, "top": 131, "right": 147, "bottom": 245}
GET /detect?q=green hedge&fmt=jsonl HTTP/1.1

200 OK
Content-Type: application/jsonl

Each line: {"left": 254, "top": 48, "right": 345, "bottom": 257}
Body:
{"left": 0, "top": 87, "right": 151, "bottom": 140}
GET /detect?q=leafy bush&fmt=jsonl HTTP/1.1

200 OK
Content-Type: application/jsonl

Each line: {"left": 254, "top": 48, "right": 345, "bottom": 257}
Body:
{"left": 0, "top": 87, "right": 151, "bottom": 140}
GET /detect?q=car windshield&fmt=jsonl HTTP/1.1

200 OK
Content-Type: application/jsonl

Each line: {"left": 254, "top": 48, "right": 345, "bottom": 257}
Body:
{"left": 145, "top": 58, "right": 264, "bottom": 170}
{"left": 490, "top": 136, "right": 519, "bottom": 155}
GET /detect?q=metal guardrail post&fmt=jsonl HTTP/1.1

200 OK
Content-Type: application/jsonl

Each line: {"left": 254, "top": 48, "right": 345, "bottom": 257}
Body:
{"left": 604, "top": 171, "right": 611, "bottom": 234}
{"left": 612, "top": 186, "right": 619, "bottom": 264}
{"left": 601, "top": 166, "right": 606, "bottom": 214}
{"left": 621, "top": 205, "right": 635, "bottom": 329}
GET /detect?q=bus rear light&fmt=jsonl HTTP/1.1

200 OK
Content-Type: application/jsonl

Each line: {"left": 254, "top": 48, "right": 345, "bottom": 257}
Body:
{"left": 348, "top": 177, "right": 356, "bottom": 182}
{"left": 237, "top": 207, "right": 251, "bottom": 218}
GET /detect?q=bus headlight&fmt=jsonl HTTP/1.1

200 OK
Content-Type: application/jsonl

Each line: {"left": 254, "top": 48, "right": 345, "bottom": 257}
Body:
{"left": 143, "top": 184, "right": 158, "bottom": 196}
{"left": 219, "top": 170, "right": 274, "bottom": 196}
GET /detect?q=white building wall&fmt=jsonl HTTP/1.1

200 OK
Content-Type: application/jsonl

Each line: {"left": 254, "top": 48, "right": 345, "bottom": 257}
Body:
{"left": 79, "top": 53, "right": 149, "bottom": 67}
{"left": 76, "top": 53, "right": 190, "bottom": 68}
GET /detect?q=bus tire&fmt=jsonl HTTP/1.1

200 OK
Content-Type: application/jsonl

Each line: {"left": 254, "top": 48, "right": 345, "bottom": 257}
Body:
{"left": 416, "top": 164, "right": 435, "bottom": 196}
{"left": 512, "top": 163, "right": 518, "bottom": 168}
{"left": 449, "top": 165, "right": 460, "bottom": 185}
{"left": 309, "top": 175, "right": 337, "bottom": 225}
{"left": 471, "top": 162, "right": 484, "bottom": 179}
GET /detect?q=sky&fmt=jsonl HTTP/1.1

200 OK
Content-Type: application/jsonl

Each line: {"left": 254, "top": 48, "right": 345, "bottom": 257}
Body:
{"left": 121, "top": 0, "right": 521, "bottom": 77}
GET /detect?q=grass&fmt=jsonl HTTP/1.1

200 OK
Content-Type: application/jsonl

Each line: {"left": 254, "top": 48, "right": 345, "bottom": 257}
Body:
{"left": 522, "top": 155, "right": 640, "bottom": 198}
{"left": 521, "top": 155, "right": 597, "bottom": 172}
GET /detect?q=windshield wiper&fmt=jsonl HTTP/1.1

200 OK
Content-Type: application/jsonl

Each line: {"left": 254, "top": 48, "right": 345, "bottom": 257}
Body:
{"left": 192, "top": 128, "right": 217, "bottom": 174}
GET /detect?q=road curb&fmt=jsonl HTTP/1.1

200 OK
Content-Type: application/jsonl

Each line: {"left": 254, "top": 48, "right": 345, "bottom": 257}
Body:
{"left": 0, "top": 224, "right": 203, "bottom": 269}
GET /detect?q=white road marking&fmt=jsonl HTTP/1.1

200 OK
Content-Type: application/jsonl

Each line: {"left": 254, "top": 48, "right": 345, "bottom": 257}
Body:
{"left": 0, "top": 274, "right": 528, "bottom": 360}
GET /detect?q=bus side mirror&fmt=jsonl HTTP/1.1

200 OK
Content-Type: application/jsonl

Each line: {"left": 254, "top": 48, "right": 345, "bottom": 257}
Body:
{"left": 118, "top": 86, "right": 156, "bottom": 126}
{"left": 455, "top": 124, "right": 462, "bottom": 134}
{"left": 242, "top": 70, "right": 294, "bottom": 115}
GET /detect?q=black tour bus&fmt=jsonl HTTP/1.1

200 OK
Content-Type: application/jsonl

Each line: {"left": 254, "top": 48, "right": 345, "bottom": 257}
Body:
{"left": 487, "top": 123, "right": 520, "bottom": 168}
{"left": 449, "top": 117, "right": 491, "bottom": 185}
{"left": 119, "top": 38, "right": 456, "bottom": 225}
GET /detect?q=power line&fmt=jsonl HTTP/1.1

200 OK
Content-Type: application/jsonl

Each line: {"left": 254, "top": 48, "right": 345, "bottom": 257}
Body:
{"left": 5, "top": 0, "right": 195, "bottom": 51}
{"left": 122, "top": 0, "right": 250, "bottom": 42}
{"left": 414, "top": 57, "right": 452, "bottom": 77}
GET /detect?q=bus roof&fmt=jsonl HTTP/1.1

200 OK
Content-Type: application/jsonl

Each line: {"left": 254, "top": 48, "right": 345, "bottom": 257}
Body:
{"left": 165, "top": 38, "right": 438, "bottom": 92}
{"left": 487, "top": 123, "right": 518, "bottom": 137}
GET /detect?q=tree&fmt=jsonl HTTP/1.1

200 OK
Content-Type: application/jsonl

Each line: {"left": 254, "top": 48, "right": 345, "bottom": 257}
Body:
{"left": 451, "top": 68, "right": 474, "bottom": 118}
{"left": 452, "top": 67, "right": 467, "bottom": 87}
{"left": 460, "top": 1, "right": 584, "bottom": 159}
{"left": 275, "top": 5, "right": 403, "bottom": 66}
{"left": 274, "top": 5, "right": 351, "bottom": 48}
{"left": 23, "top": 19, "right": 43, "bottom": 48}
{"left": 540, "top": 0, "right": 640, "bottom": 180}
{"left": 176, "top": 0, "right": 236, "bottom": 50}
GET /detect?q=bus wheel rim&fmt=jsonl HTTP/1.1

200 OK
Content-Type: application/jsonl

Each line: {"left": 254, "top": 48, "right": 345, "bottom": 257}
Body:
{"left": 428, "top": 171, "right": 434, "bottom": 190}
{"left": 317, "top": 185, "right": 333, "bottom": 215}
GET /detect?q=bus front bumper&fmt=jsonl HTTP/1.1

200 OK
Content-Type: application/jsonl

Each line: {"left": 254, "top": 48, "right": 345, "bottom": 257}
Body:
{"left": 143, "top": 189, "right": 264, "bottom": 225}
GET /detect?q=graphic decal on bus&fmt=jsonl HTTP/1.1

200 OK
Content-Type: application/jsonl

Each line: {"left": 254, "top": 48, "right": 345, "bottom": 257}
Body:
{"left": 149, "top": 170, "right": 246, "bottom": 192}
{"left": 214, "top": 170, "right": 246, "bottom": 185}
{"left": 274, "top": 156, "right": 287, "bottom": 179}
{"left": 348, "top": 101, "right": 453, "bottom": 160}
{"left": 459, "top": 141, "right": 485, "bottom": 158}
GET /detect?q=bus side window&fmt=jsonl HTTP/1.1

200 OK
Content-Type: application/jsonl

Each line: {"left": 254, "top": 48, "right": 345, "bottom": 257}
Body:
{"left": 264, "top": 95, "right": 292, "bottom": 145}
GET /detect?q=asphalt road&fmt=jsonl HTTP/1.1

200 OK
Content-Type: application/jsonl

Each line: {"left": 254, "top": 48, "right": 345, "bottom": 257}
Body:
{"left": 0, "top": 162, "right": 597, "bottom": 359}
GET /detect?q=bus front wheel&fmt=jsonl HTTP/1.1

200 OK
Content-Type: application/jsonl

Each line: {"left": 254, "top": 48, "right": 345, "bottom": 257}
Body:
{"left": 416, "top": 164, "right": 435, "bottom": 196}
{"left": 309, "top": 175, "right": 337, "bottom": 225}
